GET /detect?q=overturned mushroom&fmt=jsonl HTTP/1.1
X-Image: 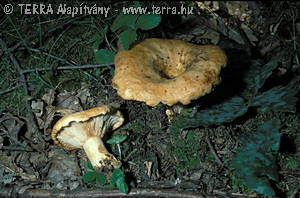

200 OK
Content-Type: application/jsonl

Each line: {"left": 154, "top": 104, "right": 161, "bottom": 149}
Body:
{"left": 51, "top": 106, "right": 124, "bottom": 169}
{"left": 112, "top": 38, "right": 227, "bottom": 106}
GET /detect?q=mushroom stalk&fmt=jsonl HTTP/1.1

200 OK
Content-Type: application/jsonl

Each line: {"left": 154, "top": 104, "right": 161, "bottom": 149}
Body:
{"left": 83, "top": 136, "right": 121, "bottom": 169}
{"left": 51, "top": 106, "right": 124, "bottom": 170}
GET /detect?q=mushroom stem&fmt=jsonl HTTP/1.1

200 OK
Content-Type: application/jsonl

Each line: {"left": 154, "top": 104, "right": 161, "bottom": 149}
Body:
{"left": 83, "top": 136, "right": 121, "bottom": 169}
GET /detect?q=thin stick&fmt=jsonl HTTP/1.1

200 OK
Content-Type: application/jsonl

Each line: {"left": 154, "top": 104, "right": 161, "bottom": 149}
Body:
{"left": 0, "top": 187, "right": 218, "bottom": 198}
{"left": 279, "top": 170, "right": 300, "bottom": 175}
{"left": 1, "top": 146, "right": 33, "bottom": 152}
{"left": 41, "top": 24, "right": 99, "bottom": 81}
{"left": 21, "top": 47, "right": 113, "bottom": 81}
{"left": 289, "top": 184, "right": 300, "bottom": 198}
{"left": 22, "top": 64, "right": 113, "bottom": 74}
{"left": 0, "top": 84, "right": 22, "bottom": 95}
{"left": 206, "top": 135, "right": 223, "bottom": 166}
{"left": 25, "top": 47, "right": 74, "bottom": 65}
{"left": 3, "top": 16, "right": 75, "bottom": 54}
{"left": 213, "top": 189, "right": 257, "bottom": 198}
{"left": 0, "top": 37, "right": 43, "bottom": 142}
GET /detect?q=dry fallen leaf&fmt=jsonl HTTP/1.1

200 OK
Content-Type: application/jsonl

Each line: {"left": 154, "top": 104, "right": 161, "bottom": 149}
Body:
{"left": 31, "top": 85, "right": 89, "bottom": 132}
{"left": 201, "top": 17, "right": 220, "bottom": 44}
{"left": 241, "top": 23, "right": 258, "bottom": 45}
{"left": 226, "top": 1, "right": 252, "bottom": 22}
{"left": 56, "top": 91, "right": 83, "bottom": 112}
{"left": 0, "top": 113, "right": 25, "bottom": 146}
{"left": 0, "top": 151, "right": 19, "bottom": 183}
{"left": 173, "top": 15, "right": 220, "bottom": 44}
{"left": 42, "top": 89, "right": 55, "bottom": 106}
{"left": 76, "top": 82, "right": 91, "bottom": 105}
{"left": 31, "top": 100, "right": 44, "bottom": 117}
{"left": 196, "top": 1, "right": 220, "bottom": 14}
{"left": 31, "top": 99, "right": 45, "bottom": 128}
{"left": 47, "top": 149, "right": 79, "bottom": 189}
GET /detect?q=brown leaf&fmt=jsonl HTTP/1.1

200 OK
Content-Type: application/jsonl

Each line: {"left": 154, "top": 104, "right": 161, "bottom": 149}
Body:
{"left": 47, "top": 149, "right": 78, "bottom": 187}
{"left": 42, "top": 89, "right": 56, "bottom": 106}
{"left": 56, "top": 91, "right": 83, "bottom": 112}
{"left": 0, "top": 113, "right": 25, "bottom": 145}
{"left": 76, "top": 82, "right": 91, "bottom": 105}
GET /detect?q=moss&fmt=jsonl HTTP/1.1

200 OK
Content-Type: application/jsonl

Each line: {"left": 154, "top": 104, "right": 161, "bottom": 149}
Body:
{"left": 169, "top": 125, "right": 207, "bottom": 171}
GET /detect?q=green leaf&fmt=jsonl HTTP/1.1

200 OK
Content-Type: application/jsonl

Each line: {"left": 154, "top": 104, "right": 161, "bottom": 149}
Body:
{"left": 240, "top": 119, "right": 281, "bottom": 153}
{"left": 95, "top": 49, "right": 115, "bottom": 64}
{"left": 171, "top": 97, "right": 248, "bottom": 129}
{"left": 242, "top": 50, "right": 284, "bottom": 96}
{"left": 241, "top": 60, "right": 264, "bottom": 96}
{"left": 133, "top": 1, "right": 141, "bottom": 8}
{"left": 120, "top": 29, "right": 137, "bottom": 50}
{"left": 116, "top": 176, "right": 129, "bottom": 194}
{"left": 86, "top": 160, "right": 95, "bottom": 171}
{"left": 103, "top": 184, "right": 116, "bottom": 189}
{"left": 232, "top": 119, "right": 281, "bottom": 196}
{"left": 110, "top": 169, "right": 123, "bottom": 185}
{"left": 110, "top": 14, "right": 125, "bottom": 32}
{"left": 88, "top": 33, "right": 103, "bottom": 45}
{"left": 92, "top": 36, "right": 104, "bottom": 50}
{"left": 110, "top": 169, "right": 128, "bottom": 194}
{"left": 95, "top": 66, "right": 108, "bottom": 76}
{"left": 250, "top": 85, "right": 298, "bottom": 113}
{"left": 82, "top": 171, "right": 96, "bottom": 183}
{"left": 89, "top": 26, "right": 108, "bottom": 50}
{"left": 111, "top": 14, "right": 139, "bottom": 32}
{"left": 107, "top": 135, "right": 127, "bottom": 144}
{"left": 110, "top": 68, "right": 115, "bottom": 76}
{"left": 135, "top": 14, "right": 161, "bottom": 30}
{"left": 95, "top": 172, "right": 107, "bottom": 185}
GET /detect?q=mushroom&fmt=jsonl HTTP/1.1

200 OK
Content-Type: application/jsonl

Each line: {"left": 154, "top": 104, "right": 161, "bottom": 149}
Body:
{"left": 51, "top": 106, "right": 124, "bottom": 169}
{"left": 112, "top": 38, "right": 227, "bottom": 106}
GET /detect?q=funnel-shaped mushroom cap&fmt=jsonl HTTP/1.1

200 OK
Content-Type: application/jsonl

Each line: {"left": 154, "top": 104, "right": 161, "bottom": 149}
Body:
{"left": 112, "top": 38, "right": 227, "bottom": 106}
{"left": 51, "top": 106, "right": 124, "bottom": 169}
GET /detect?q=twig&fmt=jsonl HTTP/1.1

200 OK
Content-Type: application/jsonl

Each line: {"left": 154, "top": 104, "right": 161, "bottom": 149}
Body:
{"left": 291, "top": 8, "right": 299, "bottom": 65}
{"left": 206, "top": 135, "right": 223, "bottom": 166}
{"left": 25, "top": 47, "right": 74, "bottom": 65}
{"left": 0, "top": 84, "right": 22, "bottom": 95}
{"left": 61, "top": 39, "right": 81, "bottom": 58}
{"left": 3, "top": 16, "right": 77, "bottom": 54}
{"left": 289, "top": 184, "right": 300, "bottom": 198}
{"left": 279, "top": 170, "right": 300, "bottom": 175}
{"left": 213, "top": 189, "right": 257, "bottom": 198}
{"left": 0, "top": 164, "right": 15, "bottom": 173}
{"left": 0, "top": 187, "right": 219, "bottom": 198}
{"left": 73, "top": 152, "right": 84, "bottom": 188}
{"left": 41, "top": 24, "right": 99, "bottom": 82}
{"left": 21, "top": 47, "right": 111, "bottom": 81}
{"left": 22, "top": 64, "right": 113, "bottom": 74}
{"left": 1, "top": 146, "right": 33, "bottom": 152}
{"left": 248, "top": 1, "right": 261, "bottom": 19}
{"left": 92, "top": 15, "right": 117, "bottom": 52}
{"left": 0, "top": 37, "right": 43, "bottom": 142}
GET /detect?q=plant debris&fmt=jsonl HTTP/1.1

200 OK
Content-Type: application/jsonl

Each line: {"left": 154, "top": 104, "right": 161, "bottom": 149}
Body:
{"left": 232, "top": 119, "right": 281, "bottom": 196}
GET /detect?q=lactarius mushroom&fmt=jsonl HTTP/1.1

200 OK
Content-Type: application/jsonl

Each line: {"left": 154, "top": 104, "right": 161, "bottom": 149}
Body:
{"left": 112, "top": 38, "right": 227, "bottom": 106}
{"left": 51, "top": 106, "right": 124, "bottom": 169}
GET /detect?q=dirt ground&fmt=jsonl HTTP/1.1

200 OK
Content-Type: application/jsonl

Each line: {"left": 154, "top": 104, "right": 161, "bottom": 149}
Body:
{"left": 0, "top": 1, "right": 300, "bottom": 198}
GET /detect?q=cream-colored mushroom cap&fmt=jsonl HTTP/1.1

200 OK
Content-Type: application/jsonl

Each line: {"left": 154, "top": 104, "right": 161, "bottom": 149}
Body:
{"left": 112, "top": 38, "right": 227, "bottom": 106}
{"left": 51, "top": 106, "right": 124, "bottom": 169}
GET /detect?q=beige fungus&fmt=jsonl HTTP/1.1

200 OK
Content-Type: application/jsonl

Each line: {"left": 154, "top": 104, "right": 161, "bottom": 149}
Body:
{"left": 51, "top": 106, "right": 124, "bottom": 169}
{"left": 112, "top": 38, "right": 227, "bottom": 106}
